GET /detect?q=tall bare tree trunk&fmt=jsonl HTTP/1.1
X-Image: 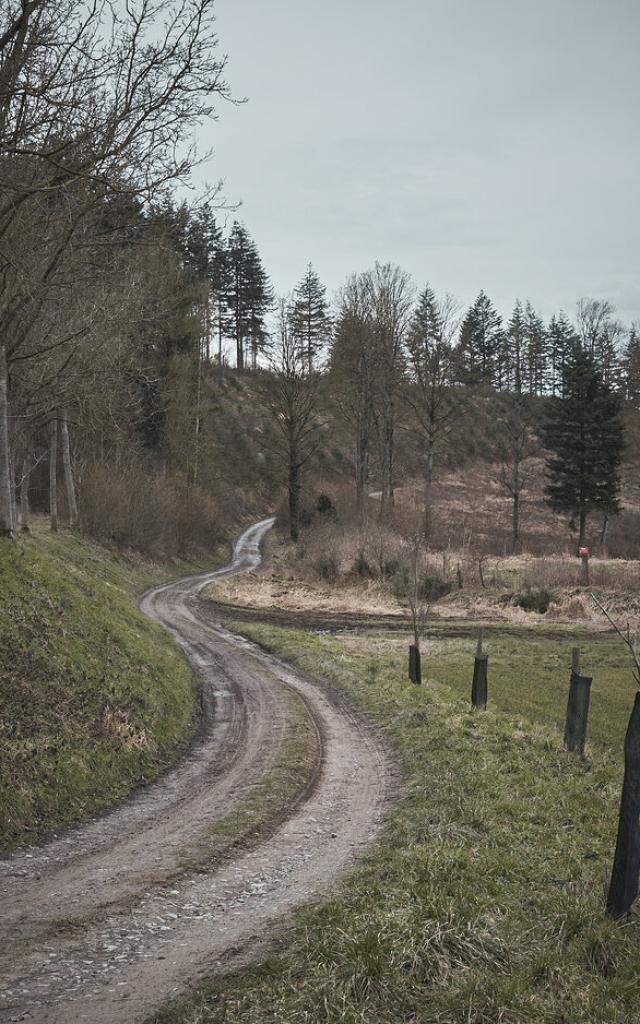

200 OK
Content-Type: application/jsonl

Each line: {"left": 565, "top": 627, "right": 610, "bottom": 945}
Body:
{"left": 511, "top": 461, "right": 522, "bottom": 553}
{"left": 9, "top": 446, "right": 17, "bottom": 533}
{"left": 49, "top": 415, "right": 59, "bottom": 532}
{"left": 601, "top": 513, "right": 609, "bottom": 558}
{"left": 355, "top": 419, "right": 370, "bottom": 533}
{"left": 288, "top": 439, "right": 300, "bottom": 542}
{"left": 20, "top": 454, "right": 31, "bottom": 533}
{"left": 380, "top": 408, "right": 394, "bottom": 521}
{"left": 512, "top": 487, "right": 521, "bottom": 552}
{"left": 60, "top": 409, "right": 78, "bottom": 527}
{"left": 0, "top": 344, "right": 14, "bottom": 539}
{"left": 578, "top": 510, "right": 587, "bottom": 550}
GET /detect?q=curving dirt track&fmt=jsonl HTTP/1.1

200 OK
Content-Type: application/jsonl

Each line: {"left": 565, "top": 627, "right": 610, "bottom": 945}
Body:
{"left": 0, "top": 519, "right": 395, "bottom": 1024}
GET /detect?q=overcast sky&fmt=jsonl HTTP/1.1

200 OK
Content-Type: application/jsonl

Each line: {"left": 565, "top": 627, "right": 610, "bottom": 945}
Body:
{"left": 198, "top": 0, "right": 640, "bottom": 324}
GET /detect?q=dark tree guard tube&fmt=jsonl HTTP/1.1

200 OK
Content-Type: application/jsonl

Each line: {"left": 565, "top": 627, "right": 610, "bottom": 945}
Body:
{"left": 563, "top": 672, "right": 592, "bottom": 754}
{"left": 607, "top": 691, "right": 640, "bottom": 918}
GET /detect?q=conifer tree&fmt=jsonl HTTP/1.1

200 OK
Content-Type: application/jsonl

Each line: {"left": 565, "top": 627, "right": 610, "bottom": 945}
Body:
{"left": 458, "top": 291, "right": 503, "bottom": 386}
{"left": 289, "top": 264, "right": 331, "bottom": 372}
{"left": 621, "top": 325, "right": 640, "bottom": 407}
{"left": 547, "top": 312, "right": 577, "bottom": 397}
{"left": 543, "top": 343, "right": 624, "bottom": 549}
{"left": 222, "top": 222, "right": 272, "bottom": 370}
{"left": 406, "top": 284, "right": 459, "bottom": 537}
{"left": 507, "top": 300, "right": 525, "bottom": 393}
{"left": 523, "top": 301, "right": 546, "bottom": 395}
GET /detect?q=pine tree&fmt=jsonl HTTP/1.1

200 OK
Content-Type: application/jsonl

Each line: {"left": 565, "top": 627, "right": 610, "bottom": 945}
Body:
{"left": 288, "top": 264, "right": 331, "bottom": 372}
{"left": 458, "top": 291, "right": 503, "bottom": 386}
{"left": 543, "top": 343, "right": 624, "bottom": 549}
{"left": 222, "top": 222, "right": 272, "bottom": 370}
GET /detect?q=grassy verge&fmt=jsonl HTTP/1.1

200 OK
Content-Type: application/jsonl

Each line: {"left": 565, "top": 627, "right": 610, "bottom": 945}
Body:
{"left": 0, "top": 522, "right": 223, "bottom": 850}
{"left": 153, "top": 621, "right": 640, "bottom": 1024}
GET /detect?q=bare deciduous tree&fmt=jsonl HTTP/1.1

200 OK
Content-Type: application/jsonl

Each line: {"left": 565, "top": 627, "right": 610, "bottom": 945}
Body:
{"left": 0, "top": 0, "right": 231, "bottom": 538}
{"left": 362, "top": 263, "right": 414, "bottom": 522}
{"left": 267, "top": 299, "right": 320, "bottom": 542}
{"left": 330, "top": 275, "right": 376, "bottom": 532}
{"left": 496, "top": 393, "right": 538, "bottom": 552}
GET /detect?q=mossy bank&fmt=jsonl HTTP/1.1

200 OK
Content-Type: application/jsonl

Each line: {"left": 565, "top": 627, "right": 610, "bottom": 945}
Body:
{"left": 0, "top": 522, "right": 217, "bottom": 850}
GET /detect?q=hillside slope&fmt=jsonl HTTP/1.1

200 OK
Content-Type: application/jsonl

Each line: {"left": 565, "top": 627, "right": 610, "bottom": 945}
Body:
{"left": 0, "top": 524, "right": 213, "bottom": 849}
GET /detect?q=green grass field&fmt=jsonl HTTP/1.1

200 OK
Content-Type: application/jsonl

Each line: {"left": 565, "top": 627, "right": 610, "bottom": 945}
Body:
{"left": 154, "top": 621, "right": 640, "bottom": 1024}
{"left": 0, "top": 522, "right": 217, "bottom": 849}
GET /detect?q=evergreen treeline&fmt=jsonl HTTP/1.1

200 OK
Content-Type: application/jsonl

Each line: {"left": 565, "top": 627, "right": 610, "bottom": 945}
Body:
{"left": 0, "top": 3, "right": 635, "bottom": 557}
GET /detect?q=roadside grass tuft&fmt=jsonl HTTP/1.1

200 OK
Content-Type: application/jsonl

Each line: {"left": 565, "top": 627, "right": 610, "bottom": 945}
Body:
{"left": 152, "top": 622, "right": 640, "bottom": 1024}
{"left": 0, "top": 522, "right": 217, "bottom": 849}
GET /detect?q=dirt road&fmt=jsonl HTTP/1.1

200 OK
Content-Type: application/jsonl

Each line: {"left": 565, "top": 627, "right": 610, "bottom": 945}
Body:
{"left": 0, "top": 519, "right": 395, "bottom": 1024}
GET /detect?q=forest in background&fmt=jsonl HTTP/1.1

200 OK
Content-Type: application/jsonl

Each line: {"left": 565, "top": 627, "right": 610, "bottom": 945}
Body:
{"left": 1, "top": 1, "right": 638, "bottom": 565}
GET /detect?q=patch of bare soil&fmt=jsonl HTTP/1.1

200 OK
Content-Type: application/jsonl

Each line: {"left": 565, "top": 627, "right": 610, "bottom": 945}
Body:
{"left": 0, "top": 520, "right": 396, "bottom": 1024}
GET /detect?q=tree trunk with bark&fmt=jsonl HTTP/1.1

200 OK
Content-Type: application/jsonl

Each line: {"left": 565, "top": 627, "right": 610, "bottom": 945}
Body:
{"left": 19, "top": 454, "right": 31, "bottom": 533}
{"left": 288, "top": 451, "right": 300, "bottom": 542}
{"left": 355, "top": 422, "right": 370, "bottom": 533}
{"left": 49, "top": 416, "right": 59, "bottom": 533}
{"left": 60, "top": 409, "right": 78, "bottom": 528}
{"left": 0, "top": 344, "right": 14, "bottom": 539}
{"left": 601, "top": 513, "right": 610, "bottom": 557}
{"left": 512, "top": 470, "right": 522, "bottom": 553}
{"left": 379, "top": 405, "right": 395, "bottom": 521}
{"left": 424, "top": 443, "right": 434, "bottom": 540}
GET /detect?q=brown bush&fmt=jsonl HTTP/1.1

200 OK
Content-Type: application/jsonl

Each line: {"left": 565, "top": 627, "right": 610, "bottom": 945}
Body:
{"left": 78, "top": 462, "right": 224, "bottom": 560}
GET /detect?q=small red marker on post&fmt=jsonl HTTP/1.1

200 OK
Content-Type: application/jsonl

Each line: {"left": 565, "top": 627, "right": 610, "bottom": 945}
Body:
{"left": 579, "top": 546, "right": 590, "bottom": 586}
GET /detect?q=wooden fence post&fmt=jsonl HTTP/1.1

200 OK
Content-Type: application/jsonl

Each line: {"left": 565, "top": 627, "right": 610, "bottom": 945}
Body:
{"left": 563, "top": 647, "right": 592, "bottom": 754}
{"left": 409, "top": 645, "right": 422, "bottom": 684}
{"left": 606, "top": 691, "right": 640, "bottom": 918}
{"left": 471, "top": 632, "right": 488, "bottom": 709}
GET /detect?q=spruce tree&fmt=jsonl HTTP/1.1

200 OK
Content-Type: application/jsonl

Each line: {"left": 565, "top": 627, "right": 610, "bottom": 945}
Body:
{"left": 543, "top": 343, "right": 624, "bottom": 548}
{"left": 458, "top": 291, "right": 503, "bottom": 386}
{"left": 523, "top": 301, "right": 546, "bottom": 395}
{"left": 289, "top": 264, "right": 331, "bottom": 371}
{"left": 406, "top": 284, "right": 457, "bottom": 536}
{"left": 222, "top": 222, "right": 272, "bottom": 370}
{"left": 507, "top": 300, "right": 525, "bottom": 393}
{"left": 547, "top": 312, "right": 577, "bottom": 397}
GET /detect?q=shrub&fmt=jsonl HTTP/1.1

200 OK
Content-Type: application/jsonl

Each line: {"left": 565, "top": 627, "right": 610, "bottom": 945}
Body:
{"left": 420, "top": 574, "right": 453, "bottom": 601}
{"left": 316, "top": 549, "right": 339, "bottom": 582}
{"left": 382, "top": 558, "right": 401, "bottom": 578}
{"left": 78, "top": 461, "right": 223, "bottom": 559}
{"left": 353, "top": 549, "right": 373, "bottom": 578}
{"left": 513, "top": 588, "right": 555, "bottom": 614}
{"left": 316, "top": 493, "right": 337, "bottom": 519}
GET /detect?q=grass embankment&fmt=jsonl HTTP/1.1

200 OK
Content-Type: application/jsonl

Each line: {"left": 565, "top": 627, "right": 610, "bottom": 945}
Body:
{"left": 0, "top": 522, "right": 218, "bottom": 850}
{"left": 155, "top": 623, "right": 640, "bottom": 1024}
